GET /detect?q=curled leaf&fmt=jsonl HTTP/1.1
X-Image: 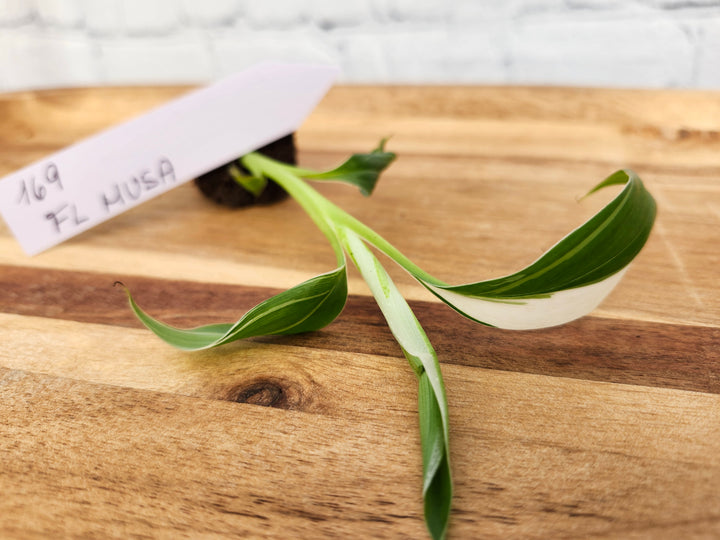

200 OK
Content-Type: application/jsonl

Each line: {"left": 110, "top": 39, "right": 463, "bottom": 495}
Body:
{"left": 392, "top": 169, "right": 656, "bottom": 329}
{"left": 119, "top": 266, "right": 348, "bottom": 351}
{"left": 418, "top": 372, "right": 452, "bottom": 540}
{"left": 341, "top": 228, "right": 451, "bottom": 540}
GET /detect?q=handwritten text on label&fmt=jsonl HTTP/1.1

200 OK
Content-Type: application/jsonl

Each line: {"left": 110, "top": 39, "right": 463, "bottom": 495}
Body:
{"left": 0, "top": 62, "right": 339, "bottom": 255}
{"left": 33, "top": 157, "right": 176, "bottom": 236}
{"left": 17, "top": 163, "right": 63, "bottom": 206}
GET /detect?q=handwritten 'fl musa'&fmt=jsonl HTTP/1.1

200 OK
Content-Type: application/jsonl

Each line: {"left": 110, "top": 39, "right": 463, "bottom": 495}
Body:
{"left": 120, "top": 141, "right": 657, "bottom": 540}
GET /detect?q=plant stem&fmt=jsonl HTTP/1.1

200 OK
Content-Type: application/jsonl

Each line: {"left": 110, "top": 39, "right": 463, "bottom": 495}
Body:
{"left": 241, "top": 152, "right": 445, "bottom": 285}
{"left": 339, "top": 226, "right": 452, "bottom": 540}
{"left": 241, "top": 150, "right": 453, "bottom": 539}
{"left": 241, "top": 152, "right": 344, "bottom": 265}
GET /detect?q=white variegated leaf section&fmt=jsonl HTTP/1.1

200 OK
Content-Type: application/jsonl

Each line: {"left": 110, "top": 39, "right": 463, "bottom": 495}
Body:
{"left": 425, "top": 268, "right": 627, "bottom": 330}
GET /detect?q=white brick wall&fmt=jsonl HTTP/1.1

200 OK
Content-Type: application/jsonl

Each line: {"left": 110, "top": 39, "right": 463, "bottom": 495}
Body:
{"left": 0, "top": 0, "right": 34, "bottom": 25}
{"left": 0, "top": 0, "right": 718, "bottom": 92}
{"left": 696, "top": 17, "right": 720, "bottom": 87}
{"left": 507, "top": 12, "right": 695, "bottom": 87}
{"left": 35, "top": 0, "right": 84, "bottom": 27}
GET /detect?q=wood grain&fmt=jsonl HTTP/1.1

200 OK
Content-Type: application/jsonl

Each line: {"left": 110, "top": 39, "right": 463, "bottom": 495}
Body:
{"left": 0, "top": 85, "right": 718, "bottom": 539}
{"left": 0, "top": 264, "right": 717, "bottom": 395}
{"left": 2, "top": 362, "right": 719, "bottom": 539}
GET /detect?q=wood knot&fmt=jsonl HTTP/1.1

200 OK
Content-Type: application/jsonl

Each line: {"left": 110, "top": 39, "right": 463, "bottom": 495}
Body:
{"left": 229, "top": 378, "right": 306, "bottom": 410}
{"left": 236, "top": 381, "right": 286, "bottom": 408}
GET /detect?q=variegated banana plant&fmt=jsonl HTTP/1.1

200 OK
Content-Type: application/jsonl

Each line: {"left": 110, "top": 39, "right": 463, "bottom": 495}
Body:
{"left": 120, "top": 141, "right": 656, "bottom": 540}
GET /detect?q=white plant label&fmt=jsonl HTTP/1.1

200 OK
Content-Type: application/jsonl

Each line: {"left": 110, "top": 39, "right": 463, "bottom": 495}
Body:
{"left": 0, "top": 62, "right": 338, "bottom": 255}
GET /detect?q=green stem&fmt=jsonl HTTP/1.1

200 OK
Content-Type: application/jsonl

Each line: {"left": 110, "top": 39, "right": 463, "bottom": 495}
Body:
{"left": 242, "top": 151, "right": 452, "bottom": 539}
{"left": 339, "top": 226, "right": 452, "bottom": 540}
{"left": 241, "top": 152, "right": 344, "bottom": 266}
{"left": 241, "top": 152, "right": 446, "bottom": 286}
{"left": 327, "top": 207, "right": 445, "bottom": 286}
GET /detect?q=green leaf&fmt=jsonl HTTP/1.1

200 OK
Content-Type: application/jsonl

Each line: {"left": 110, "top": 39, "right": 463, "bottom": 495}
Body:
{"left": 117, "top": 265, "right": 348, "bottom": 351}
{"left": 228, "top": 163, "right": 268, "bottom": 197}
{"left": 297, "top": 138, "right": 396, "bottom": 196}
{"left": 388, "top": 169, "right": 655, "bottom": 330}
{"left": 444, "top": 169, "right": 654, "bottom": 297}
{"left": 340, "top": 228, "right": 451, "bottom": 540}
{"left": 418, "top": 372, "right": 452, "bottom": 540}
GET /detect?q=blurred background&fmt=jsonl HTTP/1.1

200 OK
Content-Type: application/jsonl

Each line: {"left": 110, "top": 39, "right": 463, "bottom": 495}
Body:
{"left": 0, "top": 0, "right": 718, "bottom": 93}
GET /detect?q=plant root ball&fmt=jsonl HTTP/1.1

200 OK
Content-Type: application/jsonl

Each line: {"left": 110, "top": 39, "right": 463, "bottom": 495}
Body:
{"left": 194, "top": 133, "right": 296, "bottom": 208}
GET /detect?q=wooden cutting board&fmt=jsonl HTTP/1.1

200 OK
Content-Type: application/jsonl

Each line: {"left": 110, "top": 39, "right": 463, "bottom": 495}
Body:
{"left": 0, "top": 85, "right": 718, "bottom": 539}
